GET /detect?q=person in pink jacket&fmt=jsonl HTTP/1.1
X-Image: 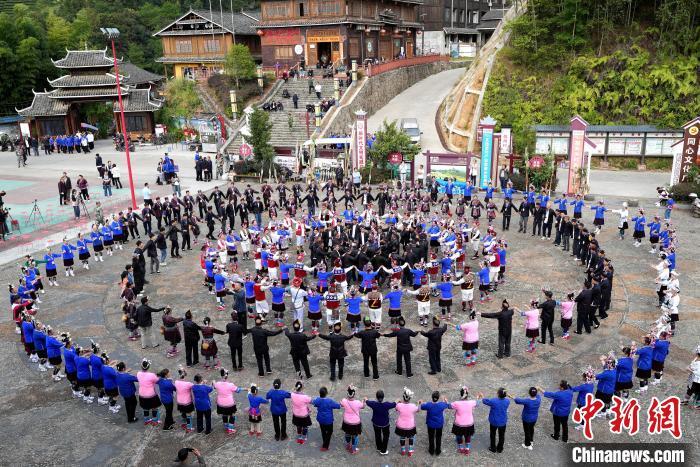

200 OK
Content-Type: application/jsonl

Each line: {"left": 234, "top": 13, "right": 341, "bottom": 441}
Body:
{"left": 340, "top": 385, "right": 364, "bottom": 454}
{"left": 214, "top": 368, "right": 241, "bottom": 434}
{"left": 450, "top": 386, "right": 482, "bottom": 455}
{"left": 136, "top": 359, "right": 161, "bottom": 426}
{"left": 456, "top": 316, "right": 479, "bottom": 366}
{"left": 395, "top": 387, "right": 419, "bottom": 457}
{"left": 174, "top": 367, "right": 195, "bottom": 432}
{"left": 558, "top": 293, "right": 575, "bottom": 340}
{"left": 291, "top": 380, "right": 313, "bottom": 444}
{"left": 519, "top": 303, "right": 541, "bottom": 352}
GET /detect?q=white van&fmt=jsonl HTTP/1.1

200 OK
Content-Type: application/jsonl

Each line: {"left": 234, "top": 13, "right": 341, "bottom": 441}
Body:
{"left": 400, "top": 118, "right": 421, "bottom": 145}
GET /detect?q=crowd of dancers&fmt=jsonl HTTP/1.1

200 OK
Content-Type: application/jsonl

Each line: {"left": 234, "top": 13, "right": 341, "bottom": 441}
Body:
{"left": 10, "top": 176, "right": 700, "bottom": 457}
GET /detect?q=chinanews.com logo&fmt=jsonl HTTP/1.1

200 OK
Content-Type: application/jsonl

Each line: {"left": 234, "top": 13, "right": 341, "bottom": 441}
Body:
{"left": 567, "top": 444, "right": 693, "bottom": 466}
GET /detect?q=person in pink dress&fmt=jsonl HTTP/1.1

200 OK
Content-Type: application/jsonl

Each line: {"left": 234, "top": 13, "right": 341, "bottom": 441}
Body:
{"left": 291, "top": 380, "right": 313, "bottom": 444}
{"left": 456, "top": 315, "right": 479, "bottom": 366}
{"left": 450, "top": 386, "right": 482, "bottom": 455}
{"left": 559, "top": 293, "right": 575, "bottom": 340}
{"left": 214, "top": 368, "right": 241, "bottom": 434}
{"left": 519, "top": 302, "right": 541, "bottom": 352}
{"left": 340, "top": 385, "right": 365, "bottom": 454}
{"left": 136, "top": 359, "right": 161, "bottom": 426}
{"left": 395, "top": 387, "right": 419, "bottom": 457}
{"left": 174, "top": 367, "right": 195, "bottom": 432}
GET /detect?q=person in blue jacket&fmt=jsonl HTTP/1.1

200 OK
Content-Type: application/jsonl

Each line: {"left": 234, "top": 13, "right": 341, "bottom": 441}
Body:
{"left": 75, "top": 346, "right": 93, "bottom": 403}
{"left": 43, "top": 249, "right": 62, "bottom": 287}
{"left": 634, "top": 336, "right": 654, "bottom": 393}
{"left": 571, "top": 370, "right": 595, "bottom": 430}
{"left": 192, "top": 374, "right": 213, "bottom": 434}
{"left": 76, "top": 233, "right": 93, "bottom": 269}
{"left": 247, "top": 384, "right": 269, "bottom": 436}
{"left": 483, "top": 387, "right": 510, "bottom": 453}
{"left": 102, "top": 356, "right": 121, "bottom": 415}
{"left": 420, "top": 391, "right": 451, "bottom": 456}
{"left": 45, "top": 327, "right": 65, "bottom": 381}
{"left": 116, "top": 361, "right": 139, "bottom": 423}
{"left": 651, "top": 332, "right": 671, "bottom": 385}
{"left": 62, "top": 338, "right": 79, "bottom": 397}
{"left": 514, "top": 387, "right": 541, "bottom": 450}
{"left": 615, "top": 347, "right": 634, "bottom": 398}
{"left": 89, "top": 341, "right": 107, "bottom": 405}
{"left": 21, "top": 315, "right": 37, "bottom": 362}
{"left": 158, "top": 368, "right": 176, "bottom": 429}
{"left": 631, "top": 209, "right": 646, "bottom": 248}
{"left": 312, "top": 385, "right": 341, "bottom": 451}
{"left": 61, "top": 238, "right": 77, "bottom": 277}
{"left": 570, "top": 194, "right": 585, "bottom": 219}
{"left": 33, "top": 322, "right": 48, "bottom": 372}
{"left": 541, "top": 380, "right": 573, "bottom": 442}
{"left": 366, "top": 390, "right": 396, "bottom": 455}
{"left": 591, "top": 201, "right": 607, "bottom": 234}
{"left": 595, "top": 356, "right": 617, "bottom": 417}
{"left": 266, "top": 378, "right": 291, "bottom": 441}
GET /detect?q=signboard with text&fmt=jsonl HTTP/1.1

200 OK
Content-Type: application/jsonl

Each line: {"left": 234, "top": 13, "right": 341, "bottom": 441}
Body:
{"left": 480, "top": 120, "right": 495, "bottom": 188}
{"left": 568, "top": 116, "right": 588, "bottom": 194}
{"left": 354, "top": 111, "right": 367, "bottom": 170}
{"left": 680, "top": 118, "right": 699, "bottom": 183}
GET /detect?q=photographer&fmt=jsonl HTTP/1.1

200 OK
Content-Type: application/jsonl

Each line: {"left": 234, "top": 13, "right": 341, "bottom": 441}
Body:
{"left": 173, "top": 448, "right": 205, "bottom": 465}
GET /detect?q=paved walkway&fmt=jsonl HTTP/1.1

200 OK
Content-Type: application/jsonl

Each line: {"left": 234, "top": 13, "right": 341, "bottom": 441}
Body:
{"left": 0, "top": 193, "right": 696, "bottom": 465}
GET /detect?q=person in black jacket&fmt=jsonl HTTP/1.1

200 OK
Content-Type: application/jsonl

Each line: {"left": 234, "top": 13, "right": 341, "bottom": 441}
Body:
{"left": 480, "top": 300, "right": 514, "bottom": 358}
{"left": 537, "top": 290, "right": 557, "bottom": 345}
{"left": 589, "top": 276, "right": 602, "bottom": 329}
{"left": 531, "top": 202, "right": 544, "bottom": 237}
{"left": 574, "top": 281, "right": 593, "bottom": 334}
{"left": 144, "top": 233, "right": 159, "bottom": 274}
{"left": 249, "top": 317, "right": 284, "bottom": 376}
{"left": 542, "top": 205, "right": 556, "bottom": 239}
{"left": 420, "top": 316, "right": 447, "bottom": 374}
{"left": 354, "top": 316, "right": 381, "bottom": 379}
{"left": 285, "top": 320, "right": 315, "bottom": 379}
{"left": 517, "top": 196, "right": 530, "bottom": 233}
{"left": 500, "top": 199, "right": 513, "bottom": 231}
{"left": 135, "top": 295, "right": 165, "bottom": 349}
{"left": 318, "top": 322, "right": 353, "bottom": 381}
{"left": 226, "top": 312, "right": 246, "bottom": 371}
{"left": 382, "top": 317, "right": 418, "bottom": 377}
{"left": 182, "top": 310, "right": 201, "bottom": 366}
{"left": 231, "top": 283, "right": 248, "bottom": 333}
{"left": 132, "top": 241, "right": 147, "bottom": 296}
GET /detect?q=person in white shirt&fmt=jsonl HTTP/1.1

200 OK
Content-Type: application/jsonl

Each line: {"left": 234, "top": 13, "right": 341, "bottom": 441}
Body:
{"left": 87, "top": 132, "right": 95, "bottom": 150}
{"left": 142, "top": 183, "right": 152, "bottom": 207}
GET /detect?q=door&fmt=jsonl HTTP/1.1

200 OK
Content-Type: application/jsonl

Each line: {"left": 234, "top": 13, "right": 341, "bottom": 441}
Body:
{"left": 331, "top": 42, "right": 340, "bottom": 64}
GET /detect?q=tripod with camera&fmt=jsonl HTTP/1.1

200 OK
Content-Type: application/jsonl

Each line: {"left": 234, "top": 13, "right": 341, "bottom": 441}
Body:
{"left": 26, "top": 199, "right": 45, "bottom": 226}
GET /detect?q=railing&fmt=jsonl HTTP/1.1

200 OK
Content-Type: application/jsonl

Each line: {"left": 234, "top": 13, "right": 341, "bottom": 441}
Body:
{"left": 366, "top": 54, "right": 448, "bottom": 77}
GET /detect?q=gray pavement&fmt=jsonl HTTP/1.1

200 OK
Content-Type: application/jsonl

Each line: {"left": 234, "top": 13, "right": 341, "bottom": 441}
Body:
{"left": 556, "top": 168, "right": 670, "bottom": 198}
{"left": 0, "top": 191, "right": 697, "bottom": 466}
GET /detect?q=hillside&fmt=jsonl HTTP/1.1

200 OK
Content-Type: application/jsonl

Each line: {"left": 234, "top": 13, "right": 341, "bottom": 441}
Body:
{"left": 482, "top": 0, "right": 700, "bottom": 158}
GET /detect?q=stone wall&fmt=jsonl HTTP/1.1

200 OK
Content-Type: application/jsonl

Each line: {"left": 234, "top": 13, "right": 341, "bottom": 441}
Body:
{"left": 324, "top": 60, "right": 466, "bottom": 135}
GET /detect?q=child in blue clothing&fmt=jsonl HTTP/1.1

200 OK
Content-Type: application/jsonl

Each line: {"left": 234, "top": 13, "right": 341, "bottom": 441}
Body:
{"left": 312, "top": 386, "right": 341, "bottom": 451}
{"left": 420, "top": 391, "right": 451, "bottom": 456}
{"left": 571, "top": 369, "right": 595, "bottom": 430}
{"left": 266, "top": 378, "right": 291, "bottom": 441}
{"left": 248, "top": 384, "right": 269, "bottom": 436}
{"left": 514, "top": 387, "right": 541, "bottom": 449}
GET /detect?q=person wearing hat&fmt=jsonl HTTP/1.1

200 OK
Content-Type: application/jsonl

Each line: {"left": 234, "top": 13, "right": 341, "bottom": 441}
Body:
{"left": 406, "top": 276, "right": 432, "bottom": 328}
{"left": 382, "top": 317, "right": 418, "bottom": 378}
{"left": 420, "top": 316, "right": 448, "bottom": 375}
{"left": 173, "top": 447, "right": 205, "bottom": 465}
{"left": 285, "top": 320, "right": 316, "bottom": 379}
{"left": 354, "top": 316, "right": 381, "bottom": 379}
{"left": 319, "top": 322, "right": 353, "bottom": 381}
{"left": 249, "top": 317, "right": 284, "bottom": 377}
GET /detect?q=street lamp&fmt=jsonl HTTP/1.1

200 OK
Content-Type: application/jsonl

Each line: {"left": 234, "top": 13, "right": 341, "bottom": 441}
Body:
{"left": 101, "top": 27, "right": 137, "bottom": 210}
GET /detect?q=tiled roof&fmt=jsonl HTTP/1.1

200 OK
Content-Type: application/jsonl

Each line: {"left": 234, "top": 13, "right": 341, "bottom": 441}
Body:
{"left": 533, "top": 124, "right": 682, "bottom": 133}
{"left": 260, "top": 16, "right": 420, "bottom": 28}
{"left": 17, "top": 91, "right": 70, "bottom": 117}
{"left": 476, "top": 19, "right": 500, "bottom": 30}
{"left": 443, "top": 27, "right": 480, "bottom": 34}
{"left": 52, "top": 48, "right": 121, "bottom": 68}
{"left": 154, "top": 9, "right": 260, "bottom": 37}
{"left": 481, "top": 9, "right": 504, "bottom": 21}
{"left": 48, "top": 86, "right": 128, "bottom": 99}
{"left": 117, "top": 62, "right": 164, "bottom": 86}
{"left": 114, "top": 88, "right": 163, "bottom": 113}
{"left": 48, "top": 74, "right": 119, "bottom": 87}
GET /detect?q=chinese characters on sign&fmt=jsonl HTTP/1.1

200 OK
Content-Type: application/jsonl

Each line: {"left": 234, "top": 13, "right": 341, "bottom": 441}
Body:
{"left": 573, "top": 395, "right": 682, "bottom": 441}
{"left": 680, "top": 121, "right": 699, "bottom": 183}
{"left": 354, "top": 110, "right": 367, "bottom": 170}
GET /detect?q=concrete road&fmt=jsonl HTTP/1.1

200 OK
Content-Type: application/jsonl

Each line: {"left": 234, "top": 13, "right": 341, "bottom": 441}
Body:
{"left": 555, "top": 168, "right": 670, "bottom": 198}
{"left": 368, "top": 67, "right": 465, "bottom": 153}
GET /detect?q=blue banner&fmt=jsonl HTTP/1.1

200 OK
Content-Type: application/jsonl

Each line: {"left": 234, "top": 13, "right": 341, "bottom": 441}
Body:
{"left": 480, "top": 128, "right": 493, "bottom": 189}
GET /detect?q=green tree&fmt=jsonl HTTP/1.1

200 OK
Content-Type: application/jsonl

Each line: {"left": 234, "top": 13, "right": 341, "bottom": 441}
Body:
{"left": 248, "top": 108, "right": 275, "bottom": 177}
{"left": 367, "top": 119, "right": 420, "bottom": 169}
{"left": 161, "top": 78, "right": 202, "bottom": 125}
{"left": 224, "top": 43, "right": 256, "bottom": 88}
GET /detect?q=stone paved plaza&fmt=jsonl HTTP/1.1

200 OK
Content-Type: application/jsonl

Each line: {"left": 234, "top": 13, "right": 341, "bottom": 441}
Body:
{"left": 0, "top": 185, "right": 697, "bottom": 466}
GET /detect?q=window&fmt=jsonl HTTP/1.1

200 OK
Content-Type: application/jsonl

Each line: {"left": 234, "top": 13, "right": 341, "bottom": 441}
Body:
{"left": 317, "top": 0, "right": 341, "bottom": 15}
{"left": 443, "top": 7, "right": 450, "bottom": 22}
{"left": 274, "top": 46, "right": 294, "bottom": 59}
{"left": 204, "top": 39, "right": 221, "bottom": 53}
{"left": 175, "top": 40, "right": 192, "bottom": 53}
{"left": 299, "top": 2, "right": 305, "bottom": 16}
{"left": 265, "top": 2, "right": 289, "bottom": 18}
{"left": 459, "top": 9, "right": 465, "bottom": 23}
{"left": 349, "top": 38, "right": 360, "bottom": 58}
{"left": 125, "top": 115, "right": 146, "bottom": 132}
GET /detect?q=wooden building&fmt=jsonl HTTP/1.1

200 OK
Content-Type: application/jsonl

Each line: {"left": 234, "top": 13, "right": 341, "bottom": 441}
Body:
{"left": 17, "top": 49, "right": 163, "bottom": 138}
{"left": 257, "top": 0, "right": 423, "bottom": 69}
{"left": 154, "top": 8, "right": 262, "bottom": 80}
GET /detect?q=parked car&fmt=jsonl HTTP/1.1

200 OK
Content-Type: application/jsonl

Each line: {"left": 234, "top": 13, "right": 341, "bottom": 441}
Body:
{"left": 400, "top": 118, "right": 422, "bottom": 145}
